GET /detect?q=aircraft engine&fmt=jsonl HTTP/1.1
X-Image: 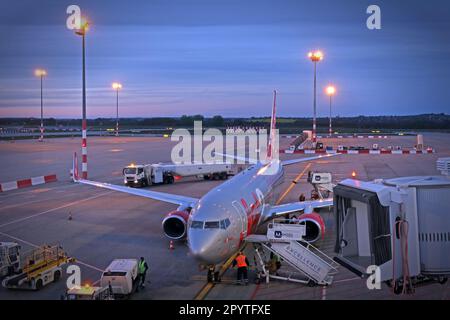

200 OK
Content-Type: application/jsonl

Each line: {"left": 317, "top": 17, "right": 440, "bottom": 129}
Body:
{"left": 298, "top": 212, "right": 325, "bottom": 243}
{"left": 162, "top": 210, "right": 190, "bottom": 240}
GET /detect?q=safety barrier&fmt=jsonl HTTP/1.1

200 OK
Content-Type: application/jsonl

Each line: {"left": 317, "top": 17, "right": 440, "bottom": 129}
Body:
{"left": 282, "top": 149, "right": 435, "bottom": 155}
{"left": 0, "top": 174, "right": 57, "bottom": 192}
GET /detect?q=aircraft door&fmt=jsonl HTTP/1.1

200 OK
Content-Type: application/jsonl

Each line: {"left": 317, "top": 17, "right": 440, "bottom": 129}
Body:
{"left": 232, "top": 201, "right": 248, "bottom": 239}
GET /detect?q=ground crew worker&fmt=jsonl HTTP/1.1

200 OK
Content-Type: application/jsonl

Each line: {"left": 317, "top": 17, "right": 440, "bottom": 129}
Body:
{"left": 137, "top": 257, "right": 149, "bottom": 291}
{"left": 270, "top": 252, "right": 281, "bottom": 275}
{"left": 310, "top": 190, "right": 319, "bottom": 200}
{"left": 233, "top": 251, "right": 250, "bottom": 285}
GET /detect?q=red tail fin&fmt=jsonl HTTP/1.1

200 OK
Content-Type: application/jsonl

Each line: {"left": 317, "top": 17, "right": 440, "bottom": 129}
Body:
{"left": 267, "top": 90, "right": 277, "bottom": 160}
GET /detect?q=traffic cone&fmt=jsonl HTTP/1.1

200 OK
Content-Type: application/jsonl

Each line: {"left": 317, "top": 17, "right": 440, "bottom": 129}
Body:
{"left": 169, "top": 240, "right": 174, "bottom": 250}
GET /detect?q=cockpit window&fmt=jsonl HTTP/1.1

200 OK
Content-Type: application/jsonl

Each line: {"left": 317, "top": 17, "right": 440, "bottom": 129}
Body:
{"left": 191, "top": 219, "right": 230, "bottom": 230}
{"left": 191, "top": 221, "right": 204, "bottom": 229}
{"left": 220, "top": 218, "right": 231, "bottom": 230}
{"left": 123, "top": 168, "right": 136, "bottom": 175}
{"left": 204, "top": 221, "right": 220, "bottom": 229}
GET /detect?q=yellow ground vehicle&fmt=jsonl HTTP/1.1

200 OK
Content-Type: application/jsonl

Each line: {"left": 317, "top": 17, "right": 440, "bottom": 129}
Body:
{"left": 2, "top": 244, "right": 73, "bottom": 290}
{"left": 65, "top": 285, "right": 114, "bottom": 300}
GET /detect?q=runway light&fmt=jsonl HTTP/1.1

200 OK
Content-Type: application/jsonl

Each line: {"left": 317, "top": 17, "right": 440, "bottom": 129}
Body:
{"left": 351, "top": 171, "right": 357, "bottom": 178}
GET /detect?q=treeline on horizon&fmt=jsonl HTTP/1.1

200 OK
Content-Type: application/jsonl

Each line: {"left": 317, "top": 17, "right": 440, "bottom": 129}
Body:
{"left": 1, "top": 113, "right": 449, "bottom": 130}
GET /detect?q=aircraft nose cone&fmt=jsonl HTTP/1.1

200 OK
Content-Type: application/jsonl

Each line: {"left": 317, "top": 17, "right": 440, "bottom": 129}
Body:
{"left": 188, "top": 231, "right": 223, "bottom": 264}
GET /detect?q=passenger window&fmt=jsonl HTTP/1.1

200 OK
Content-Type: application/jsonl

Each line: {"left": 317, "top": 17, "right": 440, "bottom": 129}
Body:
{"left": 191, "top": 221, "right": 204, "bottom": 229}
{"left": 205, "top": 221, "right": 220, "bottom": 229}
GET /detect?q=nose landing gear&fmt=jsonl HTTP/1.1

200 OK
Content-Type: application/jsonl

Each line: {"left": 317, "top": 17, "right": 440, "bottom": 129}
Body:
{"left": 207, "top": 265, "right": 221, "bottom": 283}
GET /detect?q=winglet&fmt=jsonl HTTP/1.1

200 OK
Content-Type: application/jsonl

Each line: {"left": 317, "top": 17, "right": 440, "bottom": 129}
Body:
{"left": 72, "top": 152, "right": 79, "bottom": 182}
{"left": 267, "top": 90, "right": 277, "bottom": 161}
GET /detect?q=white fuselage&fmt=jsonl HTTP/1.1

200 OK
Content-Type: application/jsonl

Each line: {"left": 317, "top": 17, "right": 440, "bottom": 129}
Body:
{"left": 187, "top": 160, "right": 284, "bottom": 264}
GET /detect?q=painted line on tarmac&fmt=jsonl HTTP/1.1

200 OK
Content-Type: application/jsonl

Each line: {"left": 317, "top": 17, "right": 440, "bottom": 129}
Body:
{"left": 194, "top": 252, "right": 238, "bottom": 300}
{"left": 250, "top": 282, "right": 261, "bottom": 300}
{"left": 333, "top": 277, "right": 360, "bottom": 284}
{"left": 0, "top": 230, "right": 104, "bottom": 273}
{"left": 0, "top": 182, "right": 76, "bottom": 200}
{"left": 0, "top": 190, "right": 82, "bottom": 211}
{"left": 321, "top": 286, "right": 327, "bottom": 300}
{"left": 0, "top": 191, "right": 113, "bottom": 229}
{"left": 276, "top": 163, "right": 312, "bottom": 205}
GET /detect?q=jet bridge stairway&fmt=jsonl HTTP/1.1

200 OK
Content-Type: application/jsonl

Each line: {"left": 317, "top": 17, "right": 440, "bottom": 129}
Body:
{"left": 245, "top": 220, "right": 338, "bottom": 286}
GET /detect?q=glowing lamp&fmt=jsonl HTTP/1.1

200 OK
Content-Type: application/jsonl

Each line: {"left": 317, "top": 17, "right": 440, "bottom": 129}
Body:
{"left": 34, "top": 69, "right": 47, "bottom": 77}
{"left": 308, "top": 50, "right": 324, "bottom": 62}
{"left": 326, "top": 85, "right": 336, "bottom": 96}
{"left": 112, "top": 82, "right": 122, "bottom": 90}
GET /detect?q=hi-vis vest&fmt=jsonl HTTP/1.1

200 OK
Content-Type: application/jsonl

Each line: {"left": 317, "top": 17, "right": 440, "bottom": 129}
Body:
{"left": 235, "top": 255, "right": 248, "bottom": 268}
{"left": 138, "top": 260, "right": 146, "bottom": 274}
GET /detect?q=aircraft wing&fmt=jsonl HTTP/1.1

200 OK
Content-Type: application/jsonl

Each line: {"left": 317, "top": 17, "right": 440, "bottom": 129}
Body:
{"left": 214, "top": 152, "right": 258, "bottom": 164}
{"left": 262, "top": 199, "right": 333, "bottom": 223}
{"left": 76, "top": 179, "right": 199, "bottom": 207}
{"left": 215, "top": 152, "right": 339, "bottom": 167}
{"left": 281, "top": 153, "right": 339, "bottom": 166}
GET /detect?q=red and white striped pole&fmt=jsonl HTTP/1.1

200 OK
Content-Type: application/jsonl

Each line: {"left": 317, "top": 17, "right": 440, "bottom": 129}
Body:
{"left": 82, "top": 119, "right": 87, "bottom": 179}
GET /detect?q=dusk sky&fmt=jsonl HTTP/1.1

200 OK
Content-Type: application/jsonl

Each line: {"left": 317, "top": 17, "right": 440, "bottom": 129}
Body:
{"left": 0, "top": 0, "right": 449, "bottom": 118}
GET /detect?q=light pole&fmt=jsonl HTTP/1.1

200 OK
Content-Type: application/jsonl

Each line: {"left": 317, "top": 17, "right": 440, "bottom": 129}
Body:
{"left": 112, "top": 82, "right": 122, "bottom": 137}
{"left": 326, "top": 85, "right": 336, "bottom": 137}
{"left": 34, "top": 69, "right": 47, "bottom": 142}
{"left": 308, "top": 50, "right": 323, "bottom": 143}
{"left": 75, "top": 20, "right": 89, "bottom": 179}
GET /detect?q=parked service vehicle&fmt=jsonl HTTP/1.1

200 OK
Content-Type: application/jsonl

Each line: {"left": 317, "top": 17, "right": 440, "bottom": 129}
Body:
{"left": 2, "top": 244, "right": 73, "bottom": 290}
{"left": 0, "top": 242, "right": 21, "bottom": 278}
{"left": 315, "top": 142, "right": 324, "bottom": 150}
{"left": 100, "top": 259, "right": 139, "bottom": 298}
{"left": 65, "top": 285, "right": 114, "bottom": 300}
{"left": 123, "top": 162, "right": 235, "bottom": 187}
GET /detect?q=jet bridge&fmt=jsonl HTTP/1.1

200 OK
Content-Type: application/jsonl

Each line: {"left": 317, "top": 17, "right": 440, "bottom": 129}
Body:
{"left": 245, "top": 220, "right": 338, "bottom": 286}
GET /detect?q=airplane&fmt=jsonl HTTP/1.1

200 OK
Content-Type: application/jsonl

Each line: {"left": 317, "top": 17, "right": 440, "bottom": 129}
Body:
{"left": 72, "top": 90, "right": 339, "bottom": 266}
